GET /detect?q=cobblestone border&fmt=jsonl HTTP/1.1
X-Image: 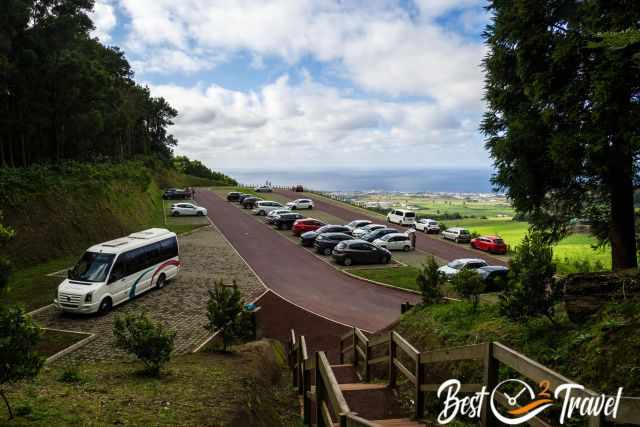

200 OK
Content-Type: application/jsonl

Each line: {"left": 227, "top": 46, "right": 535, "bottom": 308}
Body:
{"left": 43, "top": 328, "right": 97, "bottom": 365}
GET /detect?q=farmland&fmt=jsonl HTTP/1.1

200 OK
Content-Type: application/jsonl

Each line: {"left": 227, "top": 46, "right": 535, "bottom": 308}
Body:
{"left": 351, "top": 193, "right": 611, "bottom": 271}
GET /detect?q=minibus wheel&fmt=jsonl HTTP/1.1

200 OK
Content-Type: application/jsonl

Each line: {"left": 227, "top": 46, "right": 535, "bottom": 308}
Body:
{"left": 156, "top": 274, "right": 166, "bottom": 289}
{"left": 98, "top": 297, "right": 112, "bottom": 314}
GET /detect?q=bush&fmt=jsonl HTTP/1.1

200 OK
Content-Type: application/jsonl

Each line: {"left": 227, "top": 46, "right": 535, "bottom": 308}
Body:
{"left": 58, "top": 367, "right": 83, "bottom": 384}
{"left": 450, "top": 269, "right": 485, "bottom": 311}
{"left": 206, "top": 280, "right": 252, "bottom": 351}
{"left": 415, "top": 257, "right": 444, "bottom": 304}
{"left": 499, "top": 232, "right": 561, "bottom": 323}
{"left": 113, "top": 312, "right": 175, "bottom": 376}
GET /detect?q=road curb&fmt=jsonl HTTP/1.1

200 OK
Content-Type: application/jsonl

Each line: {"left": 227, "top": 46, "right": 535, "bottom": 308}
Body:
{"left": 43, "top": 329, "right": 97, "bottom": 365}
{"left": 341, "top": 269, "right": 422, "bottom": 296}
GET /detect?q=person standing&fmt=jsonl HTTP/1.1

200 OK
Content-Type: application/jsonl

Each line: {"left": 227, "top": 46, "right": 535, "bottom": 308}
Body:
{"left": 407, "top": 227, "right": 417, "bottom": 250}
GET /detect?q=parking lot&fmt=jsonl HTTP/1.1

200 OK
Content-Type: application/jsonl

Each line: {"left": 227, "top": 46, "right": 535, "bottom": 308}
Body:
{"left": 163, "top": 198, "right": 210, "bottom": 227}
{"left": 32, "top": 226, "right": 265, "bottom": 363}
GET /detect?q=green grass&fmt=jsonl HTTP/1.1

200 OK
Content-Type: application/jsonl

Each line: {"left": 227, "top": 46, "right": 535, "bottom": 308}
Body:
{"left": 2, "top": 340, "right": 301, "bottom": 426}
{"left": 35, "top": 329, "right": 90, "bottom": 358}
{"left": 350, "top": 267, "right": 420, "bottom": 291}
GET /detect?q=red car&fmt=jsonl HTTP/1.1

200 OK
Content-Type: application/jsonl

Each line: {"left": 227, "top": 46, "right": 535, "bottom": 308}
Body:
{"left": 470, "top": 235, "right": 508, "bottom": 254}
{"left": 291, "top": 218, "right": 325, "bottom": 236}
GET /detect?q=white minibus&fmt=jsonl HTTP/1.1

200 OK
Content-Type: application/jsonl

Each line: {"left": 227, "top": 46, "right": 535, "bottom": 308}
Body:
{"left": 55, "top": 228, "right": 180, "bottom": 314}
{"left": 386, "top": 209, "right": 417, "bottom": 226}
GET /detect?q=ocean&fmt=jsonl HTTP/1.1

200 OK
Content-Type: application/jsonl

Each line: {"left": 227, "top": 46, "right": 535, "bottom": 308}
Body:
{"left": 223, "top": 168, "right": 496, "bottom": 193}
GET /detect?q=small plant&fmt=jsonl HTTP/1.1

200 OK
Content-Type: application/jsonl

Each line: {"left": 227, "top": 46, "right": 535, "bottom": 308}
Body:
{"left": 499, "top": 232, "right": 561, "bottom": 323}
{"left": 415, "top": 257, "right": 444, "bottom": 304}
{"left": 113, "top": 312, "right": 175, "bottom": 376}
{"left": 58, "top": 367, "right": 83, "bottom": 384}
{"left": 206, "top": 280, "right": 252, "bottom": 352}
{"left": 450, "top": 269, "right": 485, "bottom": 311}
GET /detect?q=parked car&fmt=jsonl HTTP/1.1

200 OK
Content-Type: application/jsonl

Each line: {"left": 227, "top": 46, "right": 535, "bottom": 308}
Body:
{"left": 227, "top": 192, "right": 241, "bottom": 202}
{"left": 442, "top": 227, "right": 471, "bottom": 243}
{"left": 265, "top": 209, "right": 291, "bottom": 224}
{"left": 332, "top": 240, "right": 392, "bottom": 266}
{"left": 314, "top": 233, "right": 353, "bottom": 255}
{"left": 387, "top": 209, "right": 416, "bottom": 226}
{"left": 256, "top": 186, "right": 272, "bottom": 193}
{"left": 352, "top": 224, "right": 385, "bottom": 239}
{"left": 294, "top": 185, "right": 304, "bottom": 192}
{"left": 252, "top": 201, "right": 284, "bottom": 216}
{"left": 372, "top": 233, "right": 412, "bottom": 251}
{"left": 470, "top": 235, "right": 507, "bottom": 254}
{"left": 361, "top": 227, "right": 398, "bottom": 243}
{"left": 477, "top": 266, "right": 509, "bottom": 291}
{"left": 241, "top": 196, "right": 262, "bottom": 209}
{"left": 273, "top": 213, "right": 305, "bottom": 230}
{"left": 345, "top": 219, "right": 372, "bottom": 231}
{"left": 287, "top": 199, "right": 314, "bottom": 210}
{"left": 437, "top": 258, "right": 488, "bottom": 278}
{"left": 162, "top": 188, "right": 189, "bottom": 200}
{"left": 170, "top": 203, "right": 207, "bottom": 217}
{"left": 292, "top": 218, "right": 326, "bottom": 237}
{"left": 299, "top": 225, "right": 351, "bottom": 246}
{"left": 415, "top": 218, "right": 440, "bottom": 234}
{"left": 237, "top": 193, "right": 253, "bottom": 203}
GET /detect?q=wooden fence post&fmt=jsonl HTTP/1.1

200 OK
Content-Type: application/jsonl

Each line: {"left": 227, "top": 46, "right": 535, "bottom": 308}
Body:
{"left": 388, "top": 332, "right": 397, "bottom": 388}
{"left": 303, "top": 362, "right": 311, "bottom": 426}
{"left": 364, "top": 340, "right": 371, "bottom": 382}
{"left": 297, "top": 343, "right": 303, "bottom": 394}
{"left": 339, "top": 336, "right": 344, "bottom": 364}
{"left": 481, "top": 342, "right": 498, "bottom": 427}
{"left": 352, "top": 327, "right": 357, "bottom": 369}
{"left": 415, "top": 353, "right": 425, "bottom": 420}
{"left": 315, "top": 352, "right": 325, "bottom": 427}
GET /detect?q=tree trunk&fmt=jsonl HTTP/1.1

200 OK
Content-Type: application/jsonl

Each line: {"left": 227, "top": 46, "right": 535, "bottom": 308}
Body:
{"left": 608, "top": 148, "right": 637, "bottom": 271}
{"left": 0, "top": 389, "right": 13, "bottom": 420}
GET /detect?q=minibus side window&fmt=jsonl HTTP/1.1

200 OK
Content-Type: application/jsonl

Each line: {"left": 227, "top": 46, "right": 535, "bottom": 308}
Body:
{"left": 110, "top": 254, "right": 128, "bottom": 283}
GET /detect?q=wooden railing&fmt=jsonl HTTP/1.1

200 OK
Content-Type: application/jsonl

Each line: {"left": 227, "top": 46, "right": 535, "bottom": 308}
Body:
{"left": 337, "top": 328, "right": 640, "bottom": 426}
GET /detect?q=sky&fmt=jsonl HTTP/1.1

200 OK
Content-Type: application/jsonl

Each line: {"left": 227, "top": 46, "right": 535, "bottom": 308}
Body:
{"left": 90, "top": 0, "right": 492, "bottom": 172}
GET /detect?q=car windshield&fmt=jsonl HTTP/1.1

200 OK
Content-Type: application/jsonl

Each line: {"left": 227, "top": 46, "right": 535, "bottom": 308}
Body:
{"left": 69, "top": 252, "right": 115, "bottom": 283}
{"left": 405, "top": 212, "right": 416, "bottom": 217}
{"left": 495, "top": 239, "right": 504, "bottom": 244}
{"left": 460, "top": 230, "right": 470, "bottom": 235}
{"left": 447, "top": 260, "right": 464, "bottom": 270}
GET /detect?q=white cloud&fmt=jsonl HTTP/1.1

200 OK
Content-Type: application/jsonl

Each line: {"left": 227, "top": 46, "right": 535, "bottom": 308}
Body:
{"left": 151, "top": 74, "right": 487, "bottom": 170}
{"left": 90, "top": 0, "right": 117, "bottom": 42}
{"left": 131, "top": 49, "right": 226, "bottom": 74}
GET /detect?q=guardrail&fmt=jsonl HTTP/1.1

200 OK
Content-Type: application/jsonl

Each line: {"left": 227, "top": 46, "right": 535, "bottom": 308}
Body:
{"left": 337, "top": 328, "right": 640, "bottom": 426}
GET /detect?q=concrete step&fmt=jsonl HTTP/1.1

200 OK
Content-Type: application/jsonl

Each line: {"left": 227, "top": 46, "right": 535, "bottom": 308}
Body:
{"left": 339, "top": 383, "right": 404, "bottom": 420}
{"left": 330, "top": 364, "right": 360, "bottom": 384}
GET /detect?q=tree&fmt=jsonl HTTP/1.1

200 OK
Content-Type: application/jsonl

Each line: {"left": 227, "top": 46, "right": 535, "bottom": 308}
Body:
{"left": 0, "top": 216, "right": 42, "bottom": 420}
{"left": 415, "top": 257, "right": 444, "bottom": 304}
{"left": 499, "top": 232, "right": 561, "bottom": 323}
{"left": 205, "top": 280, "right": 252, "bottom": 352}
{"left": 450, "top": 269, "right": 485, "bottom": 312}
{"left": 113, "top": 312, "right": 176, "bottom": 376}
{"left": 482, "top": 1, "right": 640, "bottom": 270}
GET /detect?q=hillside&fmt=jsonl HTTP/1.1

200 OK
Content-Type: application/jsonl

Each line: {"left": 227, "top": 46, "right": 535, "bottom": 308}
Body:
{"left": 0, "top": 159, "right": 218, "bottom": 267}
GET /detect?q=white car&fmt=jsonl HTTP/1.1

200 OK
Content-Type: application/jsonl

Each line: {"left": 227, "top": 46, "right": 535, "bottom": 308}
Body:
{"left": 437, "top": 258, "right": 488, "bottom": 278}
{"left": 252, "top": 201, "right": 284, "bottom": 215}
{"left": 345, "top": 219, "right": 372, "bottom": 231}
{"left": 372, "top": 233, "right": 412, "bottom": 251}
{"left": 416, "top": 218, "right": 440, "bottom": 234}
{"left": 352, "top": 224, "right": 385, "bottom": 238}
{"left": 442, "top": 227, "right": 471, "bottom": 243}
{"left": 387, "top": 209, "right": 417, "bottom": 225}
{"left": 170, "top": 203, "right": 207, "bottom": 216}
{"left": 287, "top": 199, "right": 314, "bottom": 210}
{"left": 265, "top": 209, "right": 291, "bottom": 223}
{"left": 255, "top": 185, "right": 272, "bottom": 193}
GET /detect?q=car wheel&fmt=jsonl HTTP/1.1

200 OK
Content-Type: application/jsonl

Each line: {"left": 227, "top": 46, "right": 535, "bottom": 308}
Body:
{"left": 291, "top": 206, "right": 297, "bottom": 210}
{"left": 98, "top": 297, "right": 112, "bottom": 315}
{"left": 156, "top": 274, "right": 166, "bottom": 289}
{"left": 308, "top": 206, "right": 313, "bottom": 209}
{"left": 343, "top": 257, "right": 353, "bottom": 266}
{"left": 323, "top": 247, "right": 332, "bottom": 256}
{"left": 403, "top": 245, "right": 410, "bottom": 252}
{"left": 172, "top": 211, "right": 179, "bottom": 217}
{"left": 277, "top": 223, "right": 283, "bottom": 230}
{"left": 197, "top": 211, "right": 204, "bottom": 216}
{"left": 455, "top": 238, "right": 460, "bottom": 243}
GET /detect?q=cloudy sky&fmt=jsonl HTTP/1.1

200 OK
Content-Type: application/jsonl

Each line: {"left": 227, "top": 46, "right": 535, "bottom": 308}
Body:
{"left": 90, "top": 0, "right": 491, "bottom": 172}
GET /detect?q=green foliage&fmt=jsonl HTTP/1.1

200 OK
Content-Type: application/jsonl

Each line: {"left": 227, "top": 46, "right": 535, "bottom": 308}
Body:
{"left": 482, "top": 1, "right": 640, "bottom": 270}
{"left": 0, "top": 212, "right": 14, "bottom": 293}
{"left": 449, "top": 269, "right": 484, "bottom": 311}
{"left": 0, "top": 305, "right": 44, "bottom": 420}
{"left": 113, "top": 312, "right": 176, "bottom": 376}
{"left": 1, "top": 2, "right": 178, "bottom": 167}
{"left": 415, "top": 257, "right": 444, "bottom": 304}
{"left": 206, "top": 280, "right": 252, "bottom": 352}
{"left": 173, "top": 156, "right": 237, "bottom": 186}
{"left": 58, "top": 367, "right": 83, "bottom": 384}
{"left": 500, "top": 232, "right": 561, "bottom": 323}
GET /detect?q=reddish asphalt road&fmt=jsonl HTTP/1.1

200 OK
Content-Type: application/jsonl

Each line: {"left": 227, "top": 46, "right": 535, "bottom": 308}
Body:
{"left": 196, "top": 189, "right": 420, "bottom": 332}
{"left": 276, "top": 189, "right": 508, "bottom": 266}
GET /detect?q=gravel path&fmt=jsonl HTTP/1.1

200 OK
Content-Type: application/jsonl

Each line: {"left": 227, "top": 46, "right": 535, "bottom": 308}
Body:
{"left": 33, "top": 226, "right": 265, "bottom": 363}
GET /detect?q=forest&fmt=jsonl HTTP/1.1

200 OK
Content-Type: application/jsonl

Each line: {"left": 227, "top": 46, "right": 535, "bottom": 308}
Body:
{"left": 1, "top": 0, "right": 178, "bottom": 167}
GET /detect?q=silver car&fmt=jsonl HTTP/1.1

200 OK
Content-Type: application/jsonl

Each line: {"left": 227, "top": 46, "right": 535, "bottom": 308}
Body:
{"left": 437, "top": 258, "right": 488, "bottom": 278}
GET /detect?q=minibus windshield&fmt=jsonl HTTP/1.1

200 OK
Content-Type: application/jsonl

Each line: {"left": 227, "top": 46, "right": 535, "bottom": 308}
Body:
{"left": 69, "top": 252, "right": 115, "bottom": 283}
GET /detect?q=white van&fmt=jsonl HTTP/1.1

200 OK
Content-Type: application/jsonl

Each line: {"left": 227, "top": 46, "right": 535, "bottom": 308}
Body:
{"left": 55, "top": 228, "right": 180, "bottom": 314}
{"left": 441, "top": 227, "right": 471, "bottom": 243}
{"left": 387, "top": 209, "right": 416, "bottom": 225}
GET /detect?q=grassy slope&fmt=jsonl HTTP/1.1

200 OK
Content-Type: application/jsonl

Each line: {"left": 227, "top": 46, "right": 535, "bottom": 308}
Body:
{"left": 1, "top": 160, "right": 212, "bottom": 310}
{"left": 2, "top": 340, "right": 301, "bottom": 427}
{"left": 395, "top": 300, "right": 640, "bottom": 396}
